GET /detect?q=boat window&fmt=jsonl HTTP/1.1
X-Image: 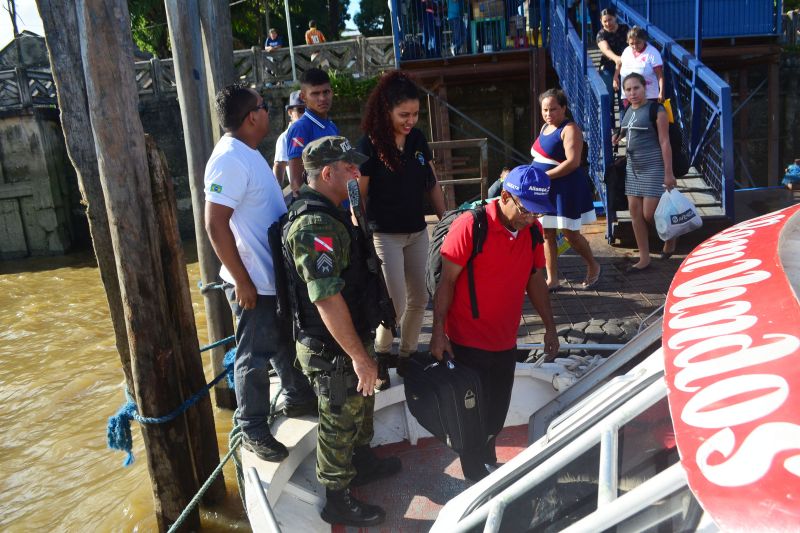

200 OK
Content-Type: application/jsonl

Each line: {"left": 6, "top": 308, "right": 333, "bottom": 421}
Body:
{"left": 494, "top": 444, "right": 601, "bottom": 532}
{"left": 617, "top": 398, "right": 679, "bottom": 495}
{"left": 480, "top": 398, "right": 680, "bottom": 532}
{"left": 602, "top": 487, "right": 704, "bottom": 533}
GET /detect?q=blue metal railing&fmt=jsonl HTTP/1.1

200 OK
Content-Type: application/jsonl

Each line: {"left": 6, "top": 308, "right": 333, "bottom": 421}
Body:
{"left": 391, "top": 0, "right": 540, "bottom": 62}
{"left": 613, "top": 1, "right": 735, "bottom": 219}
{"left": 549, "top": 1, "right": 614, "bottom": 239}
{"left": 622, "top": 0, "right": 782, "bottom": 40}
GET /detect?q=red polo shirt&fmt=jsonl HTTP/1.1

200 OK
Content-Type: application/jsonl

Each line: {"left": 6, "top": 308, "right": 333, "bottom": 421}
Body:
{"left": 441, "top": 200, "right": 545, "bottom": 351}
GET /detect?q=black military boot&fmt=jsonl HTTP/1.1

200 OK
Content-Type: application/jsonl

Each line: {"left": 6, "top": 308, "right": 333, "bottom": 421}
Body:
{"left": 320, "top": 487, "right": 386, "bottom": 527}
{"left": 375, "top": 352, "right": 393, "bottom": 391}
{"left": 350, "top": 445, "right": 402, "bottom": 486}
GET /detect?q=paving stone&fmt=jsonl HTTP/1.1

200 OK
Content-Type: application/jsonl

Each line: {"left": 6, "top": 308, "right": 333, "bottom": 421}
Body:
{"left": 602, "top": 323, "right": 624, "bottom": 338}
{"left": 588, "top": 318, "right": 605, "bottom": 327}
{"left": 567, "top": 331, "right": 587, "bottom": 344}
{"left": 585, "top": 325, "right": 605, "bottom": 337}
{"left": 573, "top": 321, "right": 589, "bottom": 332}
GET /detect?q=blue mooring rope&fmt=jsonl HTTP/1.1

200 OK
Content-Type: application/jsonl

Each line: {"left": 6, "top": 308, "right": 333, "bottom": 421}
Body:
{"left": 106, "top": 342, "right": 237, "bottom": 466}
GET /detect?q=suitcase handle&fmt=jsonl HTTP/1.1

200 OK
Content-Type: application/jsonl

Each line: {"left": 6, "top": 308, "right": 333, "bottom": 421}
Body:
{"left": 424, "top": 351, "right": 455, "bottom": 370}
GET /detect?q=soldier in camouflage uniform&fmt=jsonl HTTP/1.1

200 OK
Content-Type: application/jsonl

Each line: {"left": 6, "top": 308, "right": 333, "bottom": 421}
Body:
{"left": 283, "top": 136, "right": 401, "bottom": 527}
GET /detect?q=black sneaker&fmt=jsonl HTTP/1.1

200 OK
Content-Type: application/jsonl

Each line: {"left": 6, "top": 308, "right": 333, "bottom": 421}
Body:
{"left": 283, "top": 398, "right": 318, "bottom": 418}
{"left": 242, "top": 434, "right": 289, "bottom": 462}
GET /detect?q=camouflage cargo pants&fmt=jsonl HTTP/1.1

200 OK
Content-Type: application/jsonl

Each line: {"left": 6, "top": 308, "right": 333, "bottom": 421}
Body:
{"left": 296, "top": 339, "right": 376, "bottom": 490}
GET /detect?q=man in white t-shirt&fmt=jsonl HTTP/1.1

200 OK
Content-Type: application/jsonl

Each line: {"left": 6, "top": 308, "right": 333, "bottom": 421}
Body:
{"left": 204, "top": 83, "right": 316, "bottom": 462}
{"left": 273, "top": 90, "right": 305, "bottom": 187}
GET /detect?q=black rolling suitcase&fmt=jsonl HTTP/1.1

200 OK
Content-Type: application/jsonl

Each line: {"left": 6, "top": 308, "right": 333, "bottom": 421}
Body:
{"left": 403, "top": 352, "right": 486, "bottom": 453}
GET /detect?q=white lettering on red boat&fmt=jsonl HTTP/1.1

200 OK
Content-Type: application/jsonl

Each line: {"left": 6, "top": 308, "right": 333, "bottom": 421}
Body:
{"left": 662, "top": 206, "right": 800, "bottom": 527}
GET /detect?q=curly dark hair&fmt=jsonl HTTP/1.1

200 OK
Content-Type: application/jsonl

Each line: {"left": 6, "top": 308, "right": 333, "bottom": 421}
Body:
{"left": 360, "top": 70, "right": 420, "bottom": 172}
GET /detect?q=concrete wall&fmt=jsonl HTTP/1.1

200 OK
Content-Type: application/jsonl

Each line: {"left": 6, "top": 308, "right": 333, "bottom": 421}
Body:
{"left": 0, "top": 80, "right": 534, "bottom": 255}
{"left": 0, "top": 108, "right": 75, "bottom": 258}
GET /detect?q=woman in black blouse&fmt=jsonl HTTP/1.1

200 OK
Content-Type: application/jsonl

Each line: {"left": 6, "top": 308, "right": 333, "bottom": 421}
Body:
{"left": 358, "top": 71, "right": 446, "bottom": 383}
{"left": 596, "top": 7, "right": 629, "bottom": 127}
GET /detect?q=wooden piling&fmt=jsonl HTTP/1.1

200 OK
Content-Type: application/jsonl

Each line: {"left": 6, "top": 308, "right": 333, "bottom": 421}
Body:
{"left": 146, "top": 136, "right": 226, "bottom": 504}
{"left": 36, "top": 0, "right": 133, "bottom": 389}
{"left": 74, "top": 1, "right": 201, "bottom": 529}
{"left": 164, "top": 0, "right": 237, "bottom": 409}
{"left": 198, "top": 0, "right": 235, "bottom": 140}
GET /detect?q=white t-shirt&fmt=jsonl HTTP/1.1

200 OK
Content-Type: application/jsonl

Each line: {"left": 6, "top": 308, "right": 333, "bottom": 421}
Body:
{"left": 620, "top": 43, "right": 663, "bottom": 100}
{"left": 204, "top": 135, "right": 286, "bottom": 295}
{"left": 274, "top": 130, "right": 288, "bottom": 163}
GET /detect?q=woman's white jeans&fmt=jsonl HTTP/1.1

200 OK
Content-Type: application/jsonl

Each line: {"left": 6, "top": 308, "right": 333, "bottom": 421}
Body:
{"left": 373, "top": 229, "right": 430, "bottom": 355}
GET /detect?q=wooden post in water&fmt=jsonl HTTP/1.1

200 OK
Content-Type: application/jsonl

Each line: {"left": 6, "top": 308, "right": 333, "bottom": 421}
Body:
{"left": 35, "top": 0, "right": 133, "bottom": 390}
{"left": 198, "top": 0, "right": 235, "bottom": 140}
{"left": 164, "top": 0, "right": 237, "bottom": 409}
{"left": 146, "top": 136, "right": 226, "bottom": 504}
{"left": 74, "top": 1, "right": 200, "bottom": 529}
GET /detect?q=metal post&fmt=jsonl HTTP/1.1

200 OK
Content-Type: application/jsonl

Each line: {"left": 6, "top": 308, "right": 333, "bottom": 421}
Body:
{"left": 581, "top": 0, "right": 588, "bottom": 76}
{"left": 283, "top": 0, "right": 297, "bottom": 82}
{"left": 389, "top": 0, "right": 402, "bottom": 68}
{"left": 694, "top": 0, "right": 702, "bottom": 59}
{"left": 646, "top": 0, "right": 651, "bottom": 21}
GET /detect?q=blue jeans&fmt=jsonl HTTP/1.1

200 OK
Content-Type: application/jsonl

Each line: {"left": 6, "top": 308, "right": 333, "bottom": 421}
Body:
{"left": 226, "top": 289, "right": 315, "bottom": 440}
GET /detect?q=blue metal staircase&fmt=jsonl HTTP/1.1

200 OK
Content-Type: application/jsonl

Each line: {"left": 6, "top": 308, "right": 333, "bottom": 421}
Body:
{"left": 545, "top": 0, "right": 737, "bottom": 241}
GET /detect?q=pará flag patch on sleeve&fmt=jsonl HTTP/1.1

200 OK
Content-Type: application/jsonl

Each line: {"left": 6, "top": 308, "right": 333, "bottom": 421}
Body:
{"left": 314, "top": 236, "right": 334, "bottom": 252}
{"left": 291, "top": 136, "right": 305, "bottom": 148}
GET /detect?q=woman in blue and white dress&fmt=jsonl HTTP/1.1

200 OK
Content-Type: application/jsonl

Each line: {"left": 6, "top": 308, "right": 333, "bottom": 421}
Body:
{"left": 531, "top": 89, "right": 601, "bottom": 292}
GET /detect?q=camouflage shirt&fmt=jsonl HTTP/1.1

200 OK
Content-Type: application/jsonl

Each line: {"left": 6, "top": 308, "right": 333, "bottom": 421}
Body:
{"left": 285, "top": 185, "right": 351, "bottom": 303}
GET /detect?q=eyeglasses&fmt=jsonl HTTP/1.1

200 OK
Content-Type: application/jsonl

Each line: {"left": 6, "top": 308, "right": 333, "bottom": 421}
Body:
{"left": 251, "top": 102, "right": 269, "bottom": 114}
{"left": 510, "top": 195, "right": 542, "bottom": 219}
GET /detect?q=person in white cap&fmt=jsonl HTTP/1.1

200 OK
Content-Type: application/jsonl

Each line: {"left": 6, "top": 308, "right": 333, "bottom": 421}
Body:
{"left": 273, "top": 90, "right": 306, "bottom": 186}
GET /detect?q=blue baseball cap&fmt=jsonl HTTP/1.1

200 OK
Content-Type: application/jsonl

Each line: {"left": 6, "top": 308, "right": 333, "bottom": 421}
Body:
{"left": 286, "top": 90, "right": 304, "bottom": 111}
{"left": 502, "top": 165, "right": 555, "bottom": 214}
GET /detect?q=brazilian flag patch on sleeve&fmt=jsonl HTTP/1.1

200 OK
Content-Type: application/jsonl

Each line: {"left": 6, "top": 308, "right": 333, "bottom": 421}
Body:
{"left": 210, "top": 183, "right": 223, "bottom": 193}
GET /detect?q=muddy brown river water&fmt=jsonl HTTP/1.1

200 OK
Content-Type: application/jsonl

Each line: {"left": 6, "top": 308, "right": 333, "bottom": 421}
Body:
{"left": 0, "top": 247, "right": 249, "bottom": 531}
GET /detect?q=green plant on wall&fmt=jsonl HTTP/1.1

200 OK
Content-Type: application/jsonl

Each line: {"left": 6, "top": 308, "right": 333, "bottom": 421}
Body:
{"left": 327, "top": 70, "right": 379, "bottom": 102}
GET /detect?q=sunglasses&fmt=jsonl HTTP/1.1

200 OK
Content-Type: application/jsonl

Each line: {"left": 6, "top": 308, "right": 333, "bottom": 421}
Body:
{"left": 251, "top": 102, "right": 269, "bottom": 114}
{"left": 510, "top": 195, "right": 543, "bottom": 219}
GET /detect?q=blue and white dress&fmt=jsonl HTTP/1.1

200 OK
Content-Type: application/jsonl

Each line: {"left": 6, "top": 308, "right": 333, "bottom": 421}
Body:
{"left": 531, "top": 119, "right": 597, "bottom": 230}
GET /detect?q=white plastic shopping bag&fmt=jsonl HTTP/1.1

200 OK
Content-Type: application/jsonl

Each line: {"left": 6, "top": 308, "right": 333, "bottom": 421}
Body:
{"left": 654, "top": 189, "right": 702, "bottom": 241}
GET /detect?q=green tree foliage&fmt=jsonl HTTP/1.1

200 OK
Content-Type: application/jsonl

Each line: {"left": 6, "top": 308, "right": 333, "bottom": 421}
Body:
{"left": 328, "top": 70, "right": 379, "bottom": 101}
{"left": 128, "top": 0, "right": 169, "bottom": 58}
{"left": 127, "top": 0, "right": 352, "bottom": 57}
{"left": 354, "top": 0, "right": 391, "bottom": 36}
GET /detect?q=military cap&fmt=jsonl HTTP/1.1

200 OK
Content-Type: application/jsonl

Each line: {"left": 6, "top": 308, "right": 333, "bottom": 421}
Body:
{"left": 302, "top": 135, "right": 368, "bottom": 172}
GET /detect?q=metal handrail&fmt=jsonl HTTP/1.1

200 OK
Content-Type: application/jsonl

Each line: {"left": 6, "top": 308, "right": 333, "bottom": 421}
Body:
{"left": 246, "top": 467, "right": 282, "bottom": 533}
{"left": 418, "top": 85, "right": 531, "bottom": 165}
{"left": 452, "top": 377, "right": 667, "bottom": 532}
{"left": 429, "top": 138, "right": 489, "bottom": 201}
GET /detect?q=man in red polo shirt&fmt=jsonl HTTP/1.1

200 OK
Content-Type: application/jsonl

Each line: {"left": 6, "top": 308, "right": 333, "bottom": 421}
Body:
{"left": 430, "top": 164, "right": 560, "bottom": 481}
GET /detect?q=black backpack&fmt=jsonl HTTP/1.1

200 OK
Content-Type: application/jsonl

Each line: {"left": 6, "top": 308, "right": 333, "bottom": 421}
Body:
{"left": 649, "top": 102, "right": 690, "bottom": 177}
{"left": 426, "top": 203, "right": 544, "bottom": 319}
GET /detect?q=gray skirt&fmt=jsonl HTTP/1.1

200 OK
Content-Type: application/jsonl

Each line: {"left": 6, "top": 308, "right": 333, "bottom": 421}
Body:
{"left": 625, "top": 149, "right": 664, "bottom": 198}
